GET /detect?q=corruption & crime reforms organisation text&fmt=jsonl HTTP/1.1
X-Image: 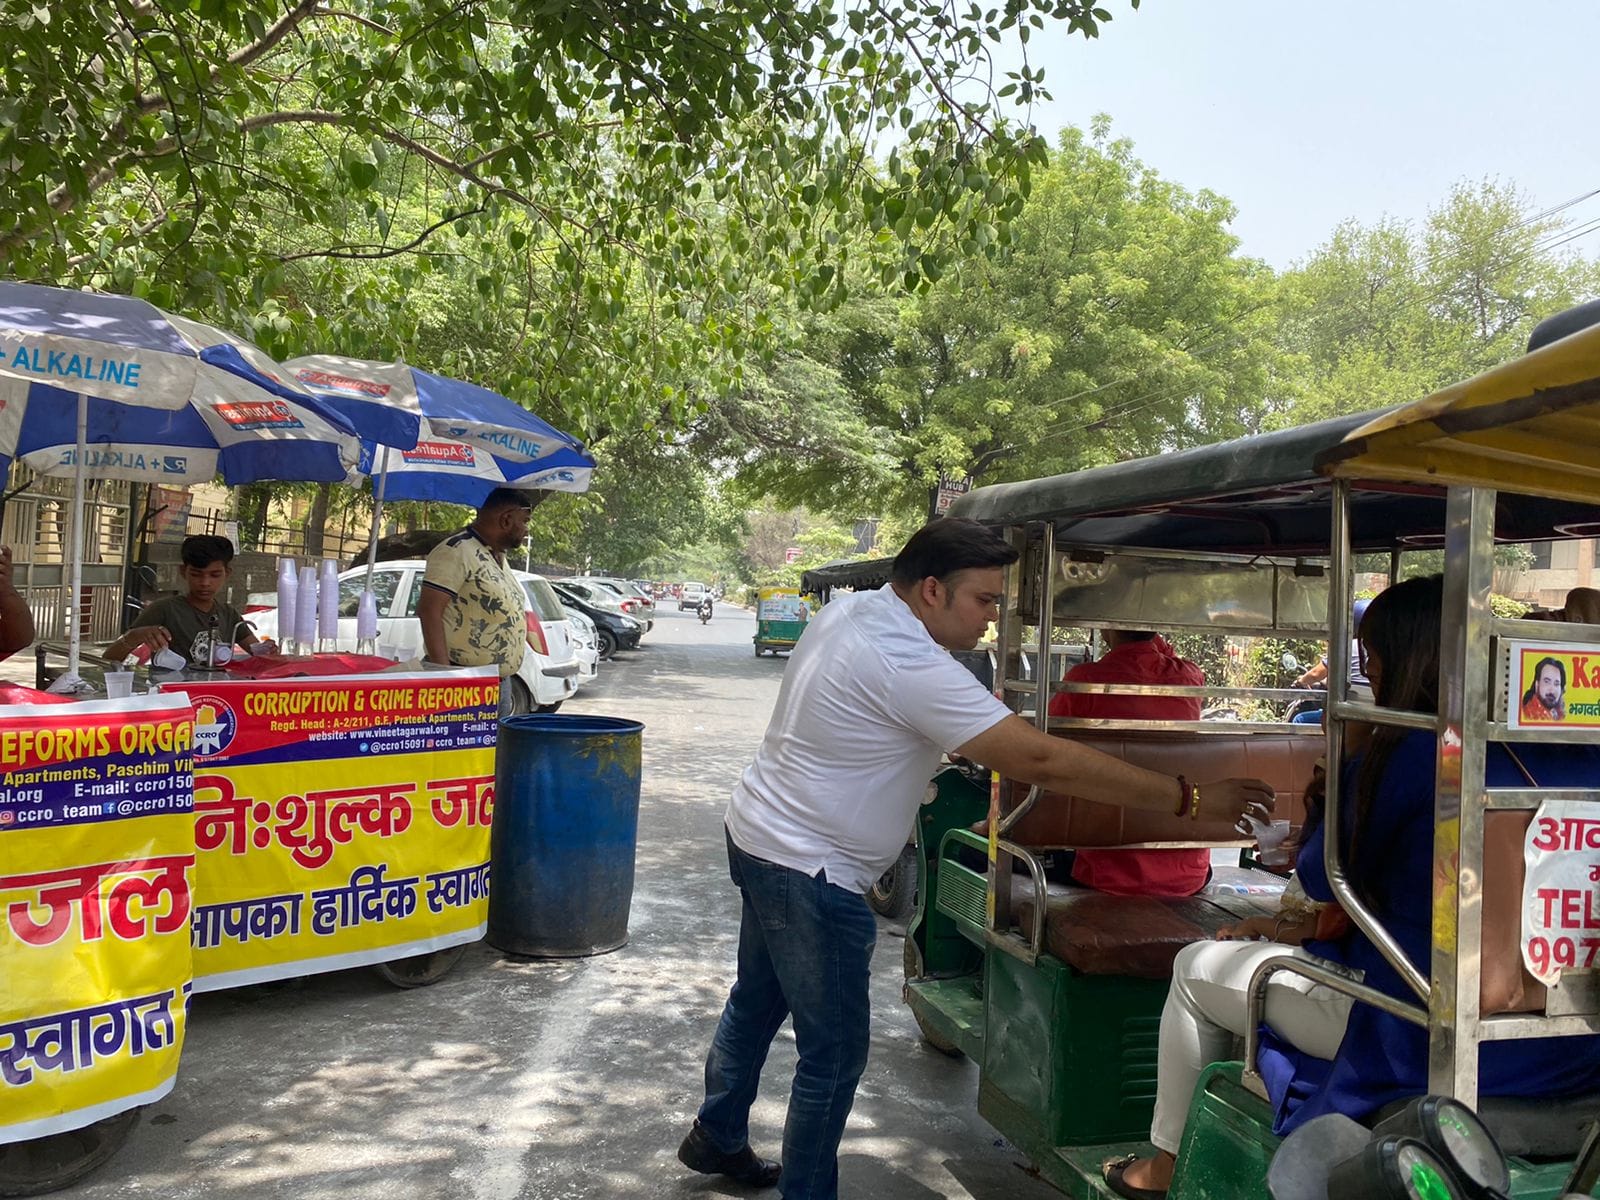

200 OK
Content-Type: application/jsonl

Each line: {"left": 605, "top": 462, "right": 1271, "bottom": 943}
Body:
{"left": 241, "top": 684, "right": 493, "bottom": 718}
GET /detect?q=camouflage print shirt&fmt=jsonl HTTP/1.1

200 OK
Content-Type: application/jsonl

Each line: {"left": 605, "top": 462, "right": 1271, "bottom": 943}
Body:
{"left": 421, "top": 528, "right": 528, "bottom": 679}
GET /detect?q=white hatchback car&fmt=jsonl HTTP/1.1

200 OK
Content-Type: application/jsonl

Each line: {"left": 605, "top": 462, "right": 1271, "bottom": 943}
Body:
{"left": 516, "top": 571, "right": 598, "bottom": 686}
{"left": 247, "top": 560, "right": 583, "bottom": 713}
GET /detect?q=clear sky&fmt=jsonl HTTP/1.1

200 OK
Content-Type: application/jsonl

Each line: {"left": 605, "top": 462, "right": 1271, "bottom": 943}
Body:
{"left": 1004, "top": 0, "right": 1600, "bottom": 267}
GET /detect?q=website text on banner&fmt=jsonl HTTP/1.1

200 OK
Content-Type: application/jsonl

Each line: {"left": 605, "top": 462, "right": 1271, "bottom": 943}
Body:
{"left": 0, "top": 696, "right": 197, "bottom": 1145}
{"left": 164, "top": 667, "right": 499, "bottom": 992}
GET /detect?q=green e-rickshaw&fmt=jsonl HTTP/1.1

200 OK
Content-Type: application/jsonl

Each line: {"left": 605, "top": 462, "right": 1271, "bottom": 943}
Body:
{"left": 904, "top": 319, "right": 1600, "bottom": 1198}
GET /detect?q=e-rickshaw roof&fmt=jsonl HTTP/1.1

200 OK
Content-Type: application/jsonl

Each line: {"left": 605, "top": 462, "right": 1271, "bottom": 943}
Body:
{"left": 949, "top": 405, "right": 1600, "bottom": 556}
{"left": 1317, "top": 320, "right": 1600, "bottom": 507}
{"left": 800, "top": 557, "right": 894, "bottom": 594}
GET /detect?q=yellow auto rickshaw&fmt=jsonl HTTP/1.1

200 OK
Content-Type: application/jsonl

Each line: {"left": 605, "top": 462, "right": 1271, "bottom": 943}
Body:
{"left": 753, "top": 586, "right": 808, "bottom": 657}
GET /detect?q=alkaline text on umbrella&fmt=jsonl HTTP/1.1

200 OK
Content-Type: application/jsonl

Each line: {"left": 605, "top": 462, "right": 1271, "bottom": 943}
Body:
{"left": 5, "top": 346, "right": 144, "bottom": 388}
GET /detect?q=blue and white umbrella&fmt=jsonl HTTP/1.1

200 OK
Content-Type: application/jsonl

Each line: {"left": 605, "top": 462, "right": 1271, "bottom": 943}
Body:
{"left": 0, "top": 282, "right": 203, "bottom": 408}
{"left": 355, "top": 441, "right": 594, "bottom": 508}
{"left": 284, "top": 354, "right": 591, "bottom": 585}
{"left": 0, "top": 285, "right": 362, "bottom": 671}
{"left": 0, "top": 367, "right": 360, "bottom": 487}
{"left": 283, "top": 354, "right": 585, "bottom": 463}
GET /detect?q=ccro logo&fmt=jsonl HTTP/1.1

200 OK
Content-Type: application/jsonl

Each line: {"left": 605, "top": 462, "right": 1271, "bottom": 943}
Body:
{"left": 192, "top": 698, "right": 239, "bottom": 758}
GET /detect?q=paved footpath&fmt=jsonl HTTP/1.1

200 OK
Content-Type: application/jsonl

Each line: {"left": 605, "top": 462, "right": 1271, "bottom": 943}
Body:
{"left": 50, "top": 605, "right": 1061, "bottom": 1199}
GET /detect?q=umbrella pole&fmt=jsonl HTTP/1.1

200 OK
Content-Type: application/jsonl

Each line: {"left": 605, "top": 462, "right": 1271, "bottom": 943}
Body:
{"left": 67, "top": 392, "right": 87, "bottom": 676}
{"left": 363, "top": 446, "right": 391, "bottom": 586}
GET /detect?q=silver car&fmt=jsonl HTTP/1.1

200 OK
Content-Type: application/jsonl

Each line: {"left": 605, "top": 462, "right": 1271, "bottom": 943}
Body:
{"left": 569, "top": 575, "right": 655, "bottom": 631}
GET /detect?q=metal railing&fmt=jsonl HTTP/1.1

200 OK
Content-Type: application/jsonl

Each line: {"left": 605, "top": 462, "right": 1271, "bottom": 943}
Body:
{"left": 1240, "top": 480, "right": 1600, "bottom": 1109}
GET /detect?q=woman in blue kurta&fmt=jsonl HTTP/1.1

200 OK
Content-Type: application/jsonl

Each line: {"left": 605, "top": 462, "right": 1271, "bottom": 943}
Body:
{"left": 1106, "top": 575, "right": 1600, "bottom": 1200}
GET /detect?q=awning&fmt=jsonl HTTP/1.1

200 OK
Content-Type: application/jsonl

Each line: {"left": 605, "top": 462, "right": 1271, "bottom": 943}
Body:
{"left": 1317, "top": 322, "right": 1600, "bottom": 505}
{"left": 800, "top": 557, "right": 895, "bottom": 594}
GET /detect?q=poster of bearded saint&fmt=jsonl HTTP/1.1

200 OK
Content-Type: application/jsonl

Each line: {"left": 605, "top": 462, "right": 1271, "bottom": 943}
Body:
{"left": 1506, "top": 640, "right": 1600, "bottom": 728}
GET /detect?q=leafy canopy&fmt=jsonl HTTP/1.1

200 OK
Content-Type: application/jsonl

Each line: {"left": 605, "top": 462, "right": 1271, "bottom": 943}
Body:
{"left": 1, "top": 0, "right": 1138, "bottom": 437}
{"left": 694, "top": 120, "right": 1280, "bottom": 518}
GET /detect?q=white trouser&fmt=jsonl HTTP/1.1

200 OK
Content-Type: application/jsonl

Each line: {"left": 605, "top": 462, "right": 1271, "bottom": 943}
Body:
{"left": 1149, "top": 940, "right": 1356, "bottom": 1153}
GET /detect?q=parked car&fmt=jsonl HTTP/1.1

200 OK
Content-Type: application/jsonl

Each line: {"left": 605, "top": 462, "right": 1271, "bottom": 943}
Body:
{"left": 572, "top": 575, "right": 655, "bottom": 631}
{"left": 678, "top": 581, "right": 708, "bottom": 611}
{"left": 520, "top": 572, "right": 598, "bottom": 686}
{"left": 549, "top": 581, "right": 642, "bottom": 659}
{"left": 248, "top": 561, "right": 582, "bottom": 713}
{"left": 564, "top": 606, "right": 602, "bottom": 685}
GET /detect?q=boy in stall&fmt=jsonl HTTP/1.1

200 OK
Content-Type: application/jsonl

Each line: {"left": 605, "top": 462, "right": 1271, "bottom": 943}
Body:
{"left": 108, "top": 535, "right": 273, "bottom": 667}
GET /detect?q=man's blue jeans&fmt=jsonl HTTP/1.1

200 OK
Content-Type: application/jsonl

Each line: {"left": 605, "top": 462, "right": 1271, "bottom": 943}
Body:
{"left": 697, "top": 829, "right": 878, "bottom": 1200}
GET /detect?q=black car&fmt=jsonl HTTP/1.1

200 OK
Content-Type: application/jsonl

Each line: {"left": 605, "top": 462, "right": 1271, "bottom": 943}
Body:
{"left": 551, "top": 582, "right": 643, "bottom": 659}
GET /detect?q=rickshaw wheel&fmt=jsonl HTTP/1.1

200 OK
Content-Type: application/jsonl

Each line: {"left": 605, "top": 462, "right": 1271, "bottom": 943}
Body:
{"left": 371, "top": 944, "right": 469, "bottom": 988}
{"left": 0, "top": 1108, "right": 141, "bottom": 1197}
{"left": 901, "top": 939, "right": 963, "bottom": 1058}
{"left": 868, "top": 848, "right": 917, "bottom": 919}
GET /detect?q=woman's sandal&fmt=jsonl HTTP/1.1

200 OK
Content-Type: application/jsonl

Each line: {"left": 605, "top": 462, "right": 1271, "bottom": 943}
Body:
{"left": 1102, "top": 1154, "right": 1169, "bottom": 1200}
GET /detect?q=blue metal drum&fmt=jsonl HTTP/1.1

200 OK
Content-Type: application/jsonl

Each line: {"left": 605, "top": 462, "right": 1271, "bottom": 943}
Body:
{"left": 487, "top": 714, "right": 645, "bottom": 957}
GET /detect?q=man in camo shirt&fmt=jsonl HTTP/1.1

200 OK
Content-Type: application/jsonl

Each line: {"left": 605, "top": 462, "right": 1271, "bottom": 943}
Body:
{"left": 417, "top": 488, "right": 532, "bottom": 715}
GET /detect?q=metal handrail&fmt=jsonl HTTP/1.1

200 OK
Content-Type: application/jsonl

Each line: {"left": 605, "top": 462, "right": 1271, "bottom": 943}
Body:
{"left": 1048, "top": 718, "right": 1323, "bottom": 734}
{"left": 1495, "top": 616, "right": 1600, "bottom": 643}
{"left": 1487, "top": 721, "right": 1600, "bottom": 744}
{"left": 1479, "top": 1012, "right": 1600, "bottom": 1041}
{"left": 1241, "top": 956, "right": 1427, "bottom": 1098}
{"left": 1485, "top": 786, "right": 1600, "bottom": 809}
{"left": 938, "top": 822, "right": 1048, "bottom": 963}
{"left": 985, "top": 836, "right": 1048, "bottom": 965}
{"left": 1328, "top": 698, "right": 1437, "bottom": 731}
{"left": 1034, "top": 521, "right": 1057, "bottom": 729}
{"left": 1051, "top": 683, "right": 1323, "bottom": 701}
{"left": 996, "top": 784, "right": 1041, "bottom": 835}
{"left": 1325, "top": 479, "right": 1431, "bottom": 1003}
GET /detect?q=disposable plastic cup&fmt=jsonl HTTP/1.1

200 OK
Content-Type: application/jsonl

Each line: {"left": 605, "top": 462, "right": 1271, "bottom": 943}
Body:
{"left": 1252, "top": 818, "right": 1294, "bottom": 866}
{"left": 104, "top": 671, "right": 134, "bottom": 699}
{"left": 152, "top": 648, "right": 186, "bottom": 672}
{"left": 379, "top": 644, "right": 400, "bottom": 661}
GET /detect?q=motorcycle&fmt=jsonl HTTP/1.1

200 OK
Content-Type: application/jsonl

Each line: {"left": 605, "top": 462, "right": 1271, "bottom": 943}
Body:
{"left": 698, "top": 598, "right": 713, "bottom": 624}
{"left": 1280, "top": 651, "right": 1329, "bottom": 724}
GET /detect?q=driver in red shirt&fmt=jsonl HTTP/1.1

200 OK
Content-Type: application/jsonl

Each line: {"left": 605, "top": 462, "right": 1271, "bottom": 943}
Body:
{"left": 1048, "top": 631, "right": 1211, "bottom": 896}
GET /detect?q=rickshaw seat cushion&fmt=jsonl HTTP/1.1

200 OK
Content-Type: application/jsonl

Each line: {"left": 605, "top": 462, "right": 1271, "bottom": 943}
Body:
{"left": 1371, "top": 1091, "right": 1600, "bottom": 1159}
{"left": 1005, "top": 730, "right": 1320, "bottom": 849}
{"left": 1012, "top": 881, "right": 1279, "bottom": 979}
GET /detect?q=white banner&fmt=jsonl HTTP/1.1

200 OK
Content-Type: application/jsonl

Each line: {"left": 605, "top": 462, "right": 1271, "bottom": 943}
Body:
{"left": 1521, "top": 799, "right": 1600, "bottom": 984}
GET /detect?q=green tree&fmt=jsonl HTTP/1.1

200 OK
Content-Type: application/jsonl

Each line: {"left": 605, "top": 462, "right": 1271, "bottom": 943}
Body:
{"left": 1, "top": 0, "right": 1140, "bottom": 437}
{"left": 1270, "top": 179, "right": 1600, "bottom": 427}
{"left": 569, "top": 431, "right": 717, "bottom": 574}
{"left": 694, "top": 121, "right": 1281, "bottom": 521}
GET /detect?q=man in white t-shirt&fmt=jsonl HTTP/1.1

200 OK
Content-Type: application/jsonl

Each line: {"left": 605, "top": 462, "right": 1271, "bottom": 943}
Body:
{"left": 677, "top": 519, "right": 1275, "bottom": 1199}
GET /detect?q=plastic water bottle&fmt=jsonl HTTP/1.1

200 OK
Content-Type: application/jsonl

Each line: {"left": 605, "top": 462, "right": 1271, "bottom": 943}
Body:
{"left": 276, "top": 558, "right": 299, "bottom": 655}
{"left": 318, "top": 558, "right": 339, "bottom": 652}
{"left": 355, "top": 587, "right": 379, "bottom": 657}
{"left": 295, "top": 564, "right": 318, "bottom": 654}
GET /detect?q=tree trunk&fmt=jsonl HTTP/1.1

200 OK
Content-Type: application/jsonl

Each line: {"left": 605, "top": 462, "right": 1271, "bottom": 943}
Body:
{"left": 305, "top": 483, "right": 331, "bottom": 557}
{"left": 234, "top": 483, "right": 272, "bottom": 550}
